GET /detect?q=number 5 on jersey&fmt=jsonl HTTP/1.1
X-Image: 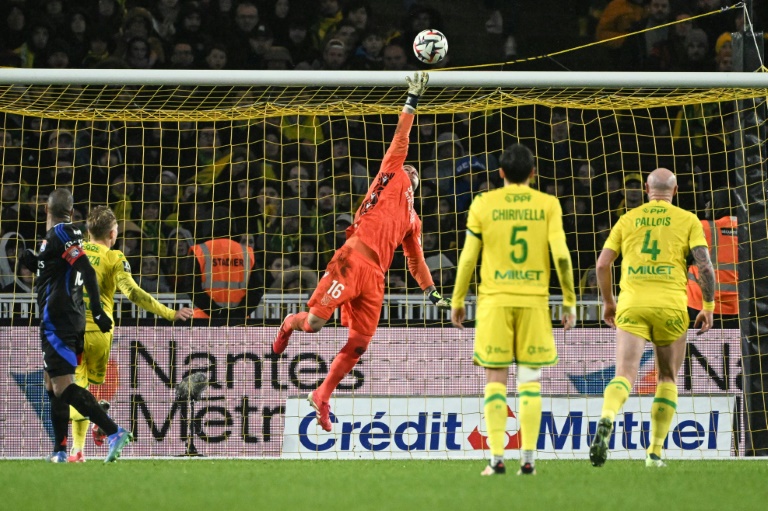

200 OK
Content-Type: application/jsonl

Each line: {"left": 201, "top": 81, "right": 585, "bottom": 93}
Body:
{"left": 327, "top": 280, "right": 345, "bottom": 299}
{"left": 509, "top": 226, "right": 528, "bottom": 263}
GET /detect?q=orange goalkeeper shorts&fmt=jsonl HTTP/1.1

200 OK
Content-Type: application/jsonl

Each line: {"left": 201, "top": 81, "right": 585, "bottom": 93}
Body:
{"left": 308, "top": 245, "right": 385, "bottom": 336}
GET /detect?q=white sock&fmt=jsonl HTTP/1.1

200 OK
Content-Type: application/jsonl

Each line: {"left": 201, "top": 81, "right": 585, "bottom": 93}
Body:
{"left": 521, "top": 450, "right": 535, "bottom": 465}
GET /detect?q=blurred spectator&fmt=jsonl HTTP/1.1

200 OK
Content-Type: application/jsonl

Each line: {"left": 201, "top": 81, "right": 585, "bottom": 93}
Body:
{"left": 163, "top": 226, "right": 195, "bottom": 291}
{"left": 42, "top": 0, "right": 67, "bottom": 32}
{"left": 267, "top": 0, "right": 293, "bottom": 46}
{"left": 676, "top": 28, "right": 713, "bottom": 71}
{"left": 108, "top": 170, "right": 141, "bottom": 223}
{"left": 693, "top": 0, "right": 727, "bottom": 48}
{"left": 226, "top": 0, "right": 262, "bottom": 68}
{"left": 343, "top": 1, "right": 371, "bottom": 33}
{"left": 124, "top": 37, "right": 157, "bottom": 69}
{"left": 136, "top": 255, "right": 171, "bottom": 294}
{"left": 149, "top": 0, "right": 181, "bottom": 42}
{"left": 82, "top": 29, "right": 114, "bottom": 68}
{"left": 95, "top": 0, "right": 125, "bottom": 35}
{"left": 425, "top": 253, "right": 456, "bottom": 290}
{"left": 116, "top": 8, "right": 165, "bottom": 68}
{"left": 611, "top": 172, "right": 644, "bottom": 221}
{"left": 0, "top": 231, "right": 26, "bottom": 290}
{"left": 333, "top": 213, "right": 353, "bottom": 250}
{"left": 579, "top": 266, "right": 599, "bottom": 300}
{"left": 169, "top": 41, "right": 197, "bottom": 69}
{"left": 176, "top": 3, "right": 210, "bottom": 58}
{"left": 65, "top": 9, "right": 90, "bottom": 66}
{"left": 382, "top": 43, "right": 411, "bottom": 70}
{"left": 1, "top": 259, "right": 35, "bottom": 295}
{"left": 204, "top": 43, "right": 229, "bottom": 70}
{"left": 265, "top": 254, "right": 318, "bottom": 293}
{"left": 595, "top": 0, "right": 645, "bottom": 65}
{"left": 310, "top": 0, "right": 344, "bottom": 52}
{"left": 326, "top": 138, "right": 369, "bottom": 194}
{"left": 668, "top": 11, "right": 694, "bottom": 70}
{"left": 316, "top": 38, "right": 349, "bottom": 70}
{"left": 14, "top": 20, "right": 52, "bottom": 68}
{"left": 117, "top": 220, "right": 144, "bottom": 262}
{"left": 620, "top": 0, "right": 674, "bottom": 71}
{"left": 327, "top": 21, "right": 360, "bottom": 54}
{"left": 264, "top": 46, "right": 294, "bottom": 69}
{"left": 1, "top": 5, "right": 27, "bottom": 53}
{"left": 350, "top": 27, "right": 385, "bottom": 70}
{"left": 285, "top": 17, "right": 316, "bottom": 65}
{"left": 248, "top": 24, "right": 275, "bottom": 69}
{"left": 483, "top": 0, "right": 519, "bottom": 60}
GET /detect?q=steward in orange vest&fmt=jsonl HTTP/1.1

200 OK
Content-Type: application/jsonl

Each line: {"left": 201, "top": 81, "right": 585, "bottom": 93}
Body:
{"left": 189, "top": 237, "right": 263, "bottom": 321}
{"left": 687, "top": 188, "right": 738, "bottom": 326}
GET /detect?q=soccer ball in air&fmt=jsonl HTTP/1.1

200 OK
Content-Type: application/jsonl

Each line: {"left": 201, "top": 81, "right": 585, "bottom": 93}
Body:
{"left": 413, "top": 29, "right": 448, "bottom": 64}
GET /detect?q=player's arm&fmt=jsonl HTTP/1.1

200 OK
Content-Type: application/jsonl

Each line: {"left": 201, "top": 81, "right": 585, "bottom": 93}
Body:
{"left": 67, "top": 247, "right": 112, "bottom": 332}
{"left": 691, "top": 244, "right": 715, "bottom": 334}
{"left": 379, "top": 73, "right": 429, "bottom": 171}
{"left": 548, "top": 200, "right": 577, "bottom": 330}
{"left": 596, "top": 248, "right": 618, "bottom": 328}
{"left": 401, "top": 231, "right": 450, "bottom": 309}
{"left": 451, "top": 230, "right": 482, "bottom": 330}
{"left": 116, "top": 267, "right": 192, "bottom": 322}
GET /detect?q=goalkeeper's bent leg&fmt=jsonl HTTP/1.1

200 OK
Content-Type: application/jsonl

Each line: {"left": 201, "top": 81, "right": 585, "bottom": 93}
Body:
{"left": 315, "top": 329, "right": 371, "bottom": 402}
{"left": 648, "top": 382, "right": 677, "bottom": 458}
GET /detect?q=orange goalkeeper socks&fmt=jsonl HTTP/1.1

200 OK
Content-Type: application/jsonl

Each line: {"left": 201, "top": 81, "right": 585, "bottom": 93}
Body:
{"left": 315, "top": 330, "right": 371, "bottom": 403}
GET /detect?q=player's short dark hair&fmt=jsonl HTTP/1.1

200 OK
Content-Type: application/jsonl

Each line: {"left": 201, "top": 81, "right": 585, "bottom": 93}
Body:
{"left": 47, "top": 188, "right": 74, "bottom": 219}
{"left": 87, "top": 205, "right": 117, "bottom": 239}
{"left": 499, "top": 143, "right": 535, "bottom": 184}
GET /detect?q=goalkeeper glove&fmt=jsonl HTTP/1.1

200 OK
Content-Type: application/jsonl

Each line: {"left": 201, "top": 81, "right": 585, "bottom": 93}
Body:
{"left": 404, "top": 72, "right": 429, "bottom": 109}
{"left": 428, "top": 290, "right": 452, "bottom": 310}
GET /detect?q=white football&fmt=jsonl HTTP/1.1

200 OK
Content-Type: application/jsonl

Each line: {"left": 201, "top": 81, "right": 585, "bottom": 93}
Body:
{"left": 413, "top": 29, "right": 448, "bottom": 64}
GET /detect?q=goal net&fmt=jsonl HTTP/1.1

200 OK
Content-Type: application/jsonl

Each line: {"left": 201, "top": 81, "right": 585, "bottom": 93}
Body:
{"left": 0, "top": 69, "right": 765, "bottom": 459}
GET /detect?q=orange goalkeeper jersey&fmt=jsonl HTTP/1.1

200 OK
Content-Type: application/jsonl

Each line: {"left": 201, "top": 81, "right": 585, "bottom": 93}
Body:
{"left": 347, "top": 112, "right": 427, "bottom": 276}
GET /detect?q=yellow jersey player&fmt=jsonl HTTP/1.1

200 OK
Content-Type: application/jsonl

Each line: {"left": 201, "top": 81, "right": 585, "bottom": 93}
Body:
{"left": 589, "top": 167, "right": 715, "bottom": 469}
{"left": 451, "top": 144, "right": 577, "bottom": 476}
{"left": 67, "top": 206, "right": 193, "bottom": 462}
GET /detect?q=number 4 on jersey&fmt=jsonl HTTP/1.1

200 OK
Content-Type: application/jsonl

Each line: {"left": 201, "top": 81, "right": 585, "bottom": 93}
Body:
{"left": 641, "top": 230, "right": 661, "bottom": 261}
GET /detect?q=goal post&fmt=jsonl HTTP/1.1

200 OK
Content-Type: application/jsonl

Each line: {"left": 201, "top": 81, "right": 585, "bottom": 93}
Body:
{"left": 0, "top": 69, "right": 766, "bottom": 458}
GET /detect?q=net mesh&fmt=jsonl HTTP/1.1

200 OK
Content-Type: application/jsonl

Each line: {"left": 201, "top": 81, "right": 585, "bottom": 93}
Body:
{"left": 0, "top": 77, "right": 763, "bottom": 458}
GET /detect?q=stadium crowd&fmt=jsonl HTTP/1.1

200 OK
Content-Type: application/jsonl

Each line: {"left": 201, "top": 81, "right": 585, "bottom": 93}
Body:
{"left": 0, "top": 0, "right": 747, "bottom": 308}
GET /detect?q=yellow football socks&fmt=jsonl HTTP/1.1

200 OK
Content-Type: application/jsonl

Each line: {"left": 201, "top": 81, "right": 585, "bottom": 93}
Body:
{"left": 484, "top": 382, "right": 508, "bottom": 457}
{"left": 71, "top": 419, "right": 89, "bottom": 454}
{"left": 517, "top": 381, "right": 542, "bottom": 451}
{"left": 601, "top": 376, "right": 631, "bottom": 422}
{"left": 648, "top": 382, "right": 678, "bottom": 458}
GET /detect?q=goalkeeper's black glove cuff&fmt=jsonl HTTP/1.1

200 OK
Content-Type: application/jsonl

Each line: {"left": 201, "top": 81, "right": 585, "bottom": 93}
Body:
{"left": 428, "top": 290, "right": 452, "bottom": 309}
{"left": 405, "top": 93, "right": 419, "bottom": 109}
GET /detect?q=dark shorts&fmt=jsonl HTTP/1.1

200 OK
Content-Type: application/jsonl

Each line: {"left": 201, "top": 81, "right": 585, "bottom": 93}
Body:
{"left": 40, "top": 329, "right": 83, "bottom": 377}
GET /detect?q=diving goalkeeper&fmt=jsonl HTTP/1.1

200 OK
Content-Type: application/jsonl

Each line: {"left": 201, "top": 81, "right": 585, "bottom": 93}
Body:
{"left": 67, "top": 205, "right": 193, "bottom": 462}
{"left": 272, "top": 72, "right": 452, "bottom": 432}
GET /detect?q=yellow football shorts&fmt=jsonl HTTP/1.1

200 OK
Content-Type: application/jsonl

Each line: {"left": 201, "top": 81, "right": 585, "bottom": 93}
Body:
{"left": 473, "top": 305, "right": 558, "bottom": 368}
{"left": 75, "top": 330, "right": 113, "bottom": 388}
{"left": 615, "top": 306, "right": 689, "bottom": 346}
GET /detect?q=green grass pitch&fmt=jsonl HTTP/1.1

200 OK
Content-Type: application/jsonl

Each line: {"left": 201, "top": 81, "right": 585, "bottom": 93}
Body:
{"left": 1, "top": 459, "right": 765, "bottom": 511}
